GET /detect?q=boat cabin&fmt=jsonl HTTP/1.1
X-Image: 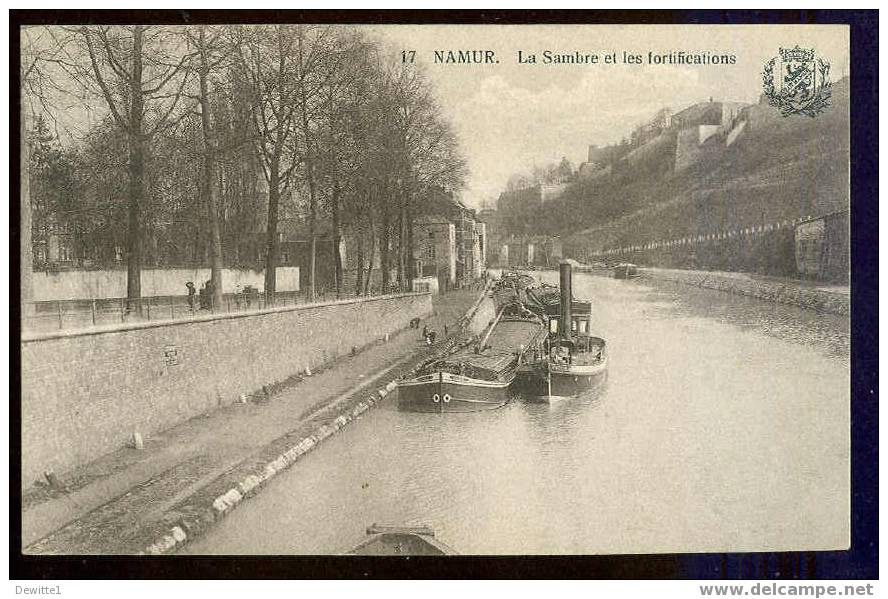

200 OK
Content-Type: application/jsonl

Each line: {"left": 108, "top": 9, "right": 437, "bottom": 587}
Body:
{"left": 543, "top": 300, "right": 593, "bottom": 337}
{"left": 545, "top": 333, "right": 605, "bottom": 365}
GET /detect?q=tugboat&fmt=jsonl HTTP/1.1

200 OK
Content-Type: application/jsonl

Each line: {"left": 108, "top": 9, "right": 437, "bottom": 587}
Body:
{"left": 397, "top": 300, "right": 546, "bottom": 413}
{"left": 519, "top": 262, "right": 608, "bottom": 400}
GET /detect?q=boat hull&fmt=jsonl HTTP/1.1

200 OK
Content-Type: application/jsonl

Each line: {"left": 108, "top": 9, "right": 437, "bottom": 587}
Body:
{"left": 515, "top": 357, "right": 608, "bottom": 401}
{"left": 546, "top": 361, "right": 608, "bottom": 399}
{"left": 398, "top": 373, "right": 513, "bottom": 413}
{"left": 345, "top": 525, "right": 457, "bottom": 555}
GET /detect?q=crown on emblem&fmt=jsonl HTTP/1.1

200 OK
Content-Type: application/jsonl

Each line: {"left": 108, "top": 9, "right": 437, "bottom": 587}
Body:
{"left": 779, "top": 46, "right": 815, "bottom": 62}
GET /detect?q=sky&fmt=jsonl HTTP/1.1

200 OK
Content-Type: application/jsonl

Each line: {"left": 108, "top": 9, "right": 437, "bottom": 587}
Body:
{"left": 26, "top": 24, "right": 849, "bottom": 212}
{"left": 368, "top": 24, "right": 850, "bottom": 209}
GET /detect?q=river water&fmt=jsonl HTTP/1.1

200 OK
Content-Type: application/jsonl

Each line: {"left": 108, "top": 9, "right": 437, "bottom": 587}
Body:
{"left": 185, "top": 272, "right": 849, "bottom": 555}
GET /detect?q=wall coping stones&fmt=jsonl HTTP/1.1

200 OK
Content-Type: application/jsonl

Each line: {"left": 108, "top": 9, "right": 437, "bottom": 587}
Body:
{"left": 21, "top": 291, "right": 430, "bottom": 344}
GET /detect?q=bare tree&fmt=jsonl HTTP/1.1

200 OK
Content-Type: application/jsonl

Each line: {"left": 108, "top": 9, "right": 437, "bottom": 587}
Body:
{"left": 237, "top": 25, "right": 305, "bottom": 304}
{"left": 312, "top": 31, "right": 375, "bottom": 297}
{"left": 291, "top": 25, "right": 348, "bottom": 300}
{"left": 381, "top": 56, "right": 467, "bottom": 289}
{"left": 186, "top": 25, "right": 241, "bottom": 311}
{"left": 72, "top": 25, "right": 192, "bottom": 311}
{"left": 19, "top": 26, "right": 73, "bottom": 318}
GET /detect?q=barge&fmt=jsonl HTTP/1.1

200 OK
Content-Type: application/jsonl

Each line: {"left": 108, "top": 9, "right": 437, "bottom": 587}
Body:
{"left": 398, "top": 301, "right": 546, "bottom": 413}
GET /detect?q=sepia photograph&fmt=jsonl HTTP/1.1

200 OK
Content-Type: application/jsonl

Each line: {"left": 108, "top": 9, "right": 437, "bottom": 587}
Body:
{"left": 11, "top": 9, "right": 877, "bottom": 582}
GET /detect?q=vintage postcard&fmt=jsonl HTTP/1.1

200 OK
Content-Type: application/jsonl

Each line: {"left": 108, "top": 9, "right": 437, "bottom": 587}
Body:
{"left": 16, "top": 16, "right": 862, "bottom": 571}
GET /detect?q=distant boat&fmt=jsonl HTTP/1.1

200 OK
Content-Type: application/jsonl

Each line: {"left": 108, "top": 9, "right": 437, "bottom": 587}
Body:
{"left": 613, "top": 263, "right": 640, "bottom": 279}
{"left": 397, "top": 301, "right": 546, "bottom": 412}
{"left": 345, "top": 525, "right": 457, "bottom": 555}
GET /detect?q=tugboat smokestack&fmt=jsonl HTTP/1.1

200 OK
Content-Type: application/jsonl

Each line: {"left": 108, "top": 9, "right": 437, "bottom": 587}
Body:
{"left": 559, "top": 262, "right": 572, "bottom": 340}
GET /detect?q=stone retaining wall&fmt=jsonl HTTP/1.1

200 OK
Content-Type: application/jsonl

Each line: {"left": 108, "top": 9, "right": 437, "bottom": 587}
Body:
{"left": 21, "top": 293, "right": 432, "bottom": 485}
{"left": 640, "top": 268, "right": 849, "bottom": 316}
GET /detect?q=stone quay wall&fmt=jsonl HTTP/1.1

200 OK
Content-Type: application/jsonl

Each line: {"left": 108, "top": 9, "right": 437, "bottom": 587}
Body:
{"left": 639, "top": 268, "right": 849, "bottom": 316}
{"left": 21, "top": 292, "right": 432, "bottom": 485}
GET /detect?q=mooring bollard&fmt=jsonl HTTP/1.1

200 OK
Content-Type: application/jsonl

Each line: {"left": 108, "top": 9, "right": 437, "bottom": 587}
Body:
{"left": 91, "top": 300, "right": 97, "bottom": 325}
{"left": 131, "top": 432, "right": 144, "bottom": 450}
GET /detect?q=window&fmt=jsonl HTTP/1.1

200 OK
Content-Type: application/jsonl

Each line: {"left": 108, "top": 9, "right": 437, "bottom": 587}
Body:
{"left": 426, "top": 245, "right": 436, "bottom": 260}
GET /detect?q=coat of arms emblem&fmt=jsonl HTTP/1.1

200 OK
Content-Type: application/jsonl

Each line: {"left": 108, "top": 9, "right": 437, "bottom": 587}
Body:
{"left": 763, "top": 46, "right": 831, "bottom": 117}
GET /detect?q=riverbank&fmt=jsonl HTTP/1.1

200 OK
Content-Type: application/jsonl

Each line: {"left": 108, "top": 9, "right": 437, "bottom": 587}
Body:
{"left": 637, "top": 267, "right": 849, "bottom": 316}
{"left": 22, "top": 285, "right": 491, "bottom": 555}
{"left": 552, "top": 264, "right": 850, "bottom": 316}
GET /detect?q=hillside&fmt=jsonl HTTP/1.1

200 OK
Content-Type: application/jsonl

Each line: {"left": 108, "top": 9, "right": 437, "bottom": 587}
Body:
{"left": 551, "top": 78, "right": 850, "bottom": 255}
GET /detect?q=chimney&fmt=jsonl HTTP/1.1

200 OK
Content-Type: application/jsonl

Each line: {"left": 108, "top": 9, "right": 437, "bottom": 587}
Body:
{"left": 558, "top": 262, "right": 572, "bottom": 340}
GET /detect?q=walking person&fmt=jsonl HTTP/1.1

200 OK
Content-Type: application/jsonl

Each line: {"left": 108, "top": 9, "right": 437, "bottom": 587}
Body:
{"left": 185, "top": 281, "right": 196, "bottom": 312}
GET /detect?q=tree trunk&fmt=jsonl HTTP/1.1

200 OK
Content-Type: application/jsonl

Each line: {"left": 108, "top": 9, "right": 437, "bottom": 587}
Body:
{"left": 126, "top": 26, "right": 145, "bottom": 313}
{"left": 380, "top": 200, "right": 390, "bottom": 293}
{"left": 406, "top": 195, "right": 415, "bottom": 284}
{"left": 397, "top": 203, "right": 405, "bottom": 291}
{"left": 298, "top": 34, "right": 318, "bottom": 301}
{"left": 332, "top": 183, "right": 342, "bottom": 297}
{"left": 198, "top": 26, "right": 223, "bottom": 312}
{"left": 354, "top": 228, "right": 364, "bottom": 297}
{"left": 20, "top": 90, "right": 33, "bottom": 319}
{"left": 364, "top": 222, "right": 376, "bottom": 296}
{"left": 264, "top": 166, "right": 280, "bottom": 304}
{"left": 309, "top": 233, "right": 317, "bottom": 298}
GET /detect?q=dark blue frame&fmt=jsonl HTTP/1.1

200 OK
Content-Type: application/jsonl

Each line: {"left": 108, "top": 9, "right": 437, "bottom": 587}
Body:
{"left": 9, "top": 9, "right": 877, "bottom": 580}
